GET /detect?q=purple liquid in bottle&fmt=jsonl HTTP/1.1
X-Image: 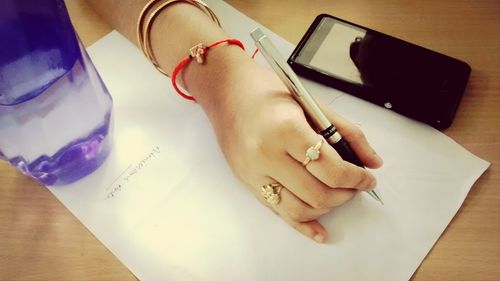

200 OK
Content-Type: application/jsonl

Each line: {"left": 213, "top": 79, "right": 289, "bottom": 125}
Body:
{"left": 0, "top": 0, "right": 113, "bottom": 185}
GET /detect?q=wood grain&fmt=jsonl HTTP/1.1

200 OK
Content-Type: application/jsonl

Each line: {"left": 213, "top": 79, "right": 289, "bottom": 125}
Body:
{"left": 1, "top": 0, "right": 498, "bottom": 280}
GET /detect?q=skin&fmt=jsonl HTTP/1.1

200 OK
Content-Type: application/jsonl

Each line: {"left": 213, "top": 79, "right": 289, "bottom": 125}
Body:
{"left": 88, "top": 0, "right": 383, "bottom": 243}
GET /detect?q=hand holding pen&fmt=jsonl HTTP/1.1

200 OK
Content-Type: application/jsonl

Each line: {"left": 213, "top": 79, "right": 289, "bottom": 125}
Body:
{"left": 89, "top": 0, "right": 383, "bottom": 244}
{"left": 250, "top": 27, "right": 383, "bottom": 226}
{"left": 216, "top": 33, "right": 383, "bottom": 242}
{"left": 250, "top": 28, "right": 384, "bottom": 205}
{"left": 173, "top": 27, "right": 384, "bottom": 243}
{"left": 140, "top": 25, "right": 383, "bottom": 242}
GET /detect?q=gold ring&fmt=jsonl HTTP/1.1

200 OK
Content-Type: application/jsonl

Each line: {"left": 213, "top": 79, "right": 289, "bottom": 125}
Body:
{"left": 302, "top": 139, "right": 324, "bottom": 166}
{"left": 261, "top": 183, "right": 283, "bottom": 205}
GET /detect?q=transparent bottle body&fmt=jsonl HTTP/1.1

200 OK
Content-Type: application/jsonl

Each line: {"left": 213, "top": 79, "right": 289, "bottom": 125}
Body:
{"left": 0, "top": 0, "right": 113, "bottom": 185}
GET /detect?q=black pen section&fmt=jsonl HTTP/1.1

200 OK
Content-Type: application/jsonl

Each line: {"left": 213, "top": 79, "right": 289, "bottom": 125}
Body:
{"left": 332, "top": 138, "right": 365, "bottom": 167}
{"left": 319, "top": 125, "right": 336, "bottom": 139}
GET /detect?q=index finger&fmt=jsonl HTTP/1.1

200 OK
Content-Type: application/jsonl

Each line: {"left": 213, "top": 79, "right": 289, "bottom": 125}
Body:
{"left": 285, "top": 122, "right": 376, "bottom": 190}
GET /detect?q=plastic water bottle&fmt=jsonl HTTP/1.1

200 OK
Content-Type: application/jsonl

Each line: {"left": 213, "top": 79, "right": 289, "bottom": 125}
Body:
{"left": 0, "top": 0, "right": 113, "bottom": 185}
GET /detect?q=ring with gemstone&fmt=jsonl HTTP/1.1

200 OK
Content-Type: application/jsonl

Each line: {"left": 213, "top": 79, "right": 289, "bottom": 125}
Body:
{"left": 261, "top": 183, "right": 283, "bottom": 205}
{"left": 302, "top": 139, "right": 324, "bottom": 166}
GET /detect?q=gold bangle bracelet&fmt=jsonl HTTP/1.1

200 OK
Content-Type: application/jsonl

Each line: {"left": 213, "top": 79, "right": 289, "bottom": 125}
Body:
{"left": 137, "top": 0, "right": 222, "bottom": 76}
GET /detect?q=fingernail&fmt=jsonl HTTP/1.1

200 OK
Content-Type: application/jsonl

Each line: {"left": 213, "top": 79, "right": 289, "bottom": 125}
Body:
{"left": 374, "top": 153, "right": 383, "bottom": 165}
{"left": 364, "top": 183, "right": 377, "bottom": 192}
{"left": 313, "top": 234, "right": 324, "bottom": 243}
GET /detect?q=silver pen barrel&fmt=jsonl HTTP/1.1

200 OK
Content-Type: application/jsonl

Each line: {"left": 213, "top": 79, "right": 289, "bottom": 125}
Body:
{"left": 250, "top": 28, "right": 332, "bottom": 132}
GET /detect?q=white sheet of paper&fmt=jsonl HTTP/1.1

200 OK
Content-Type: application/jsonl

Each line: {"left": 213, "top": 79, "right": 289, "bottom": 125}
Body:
{"left": 48, "top": 1, "right": 489, "bottom": 280}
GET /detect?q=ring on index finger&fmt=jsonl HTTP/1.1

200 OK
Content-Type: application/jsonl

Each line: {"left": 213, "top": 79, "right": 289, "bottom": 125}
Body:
{"left": 302, "top": 139, "right": 324, "bottom": 166}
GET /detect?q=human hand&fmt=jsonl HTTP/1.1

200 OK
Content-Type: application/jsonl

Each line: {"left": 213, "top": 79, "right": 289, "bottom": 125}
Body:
{"left": 191, "top": 50, "right": 383, "bottom": 243}
{"left": 87, "top": 0, "right": 381, "bottom": 244}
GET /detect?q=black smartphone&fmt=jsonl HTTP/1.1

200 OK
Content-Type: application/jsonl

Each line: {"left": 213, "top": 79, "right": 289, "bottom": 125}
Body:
{"left": 288, "top": 14, "right": 471, "bottom": 129}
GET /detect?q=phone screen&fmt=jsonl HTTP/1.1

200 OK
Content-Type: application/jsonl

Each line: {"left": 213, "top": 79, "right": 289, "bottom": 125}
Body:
{"left": 294, "top": 18, "right": 367, "bottom": 85}
{"left": 289, "top": 15, "right": 471, "bottom": 129}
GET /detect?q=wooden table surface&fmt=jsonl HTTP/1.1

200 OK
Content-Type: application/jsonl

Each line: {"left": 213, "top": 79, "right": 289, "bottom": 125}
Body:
{"left": 1, "top": 1, "right": 499, "bottom": 280}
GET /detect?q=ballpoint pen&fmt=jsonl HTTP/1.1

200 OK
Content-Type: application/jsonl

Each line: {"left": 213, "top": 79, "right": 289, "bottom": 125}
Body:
{"left": 250, "top": 28, "right": 384, "bottom": 205}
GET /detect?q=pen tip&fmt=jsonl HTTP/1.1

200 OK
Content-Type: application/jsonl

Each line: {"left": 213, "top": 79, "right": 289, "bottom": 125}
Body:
{"left": 368, "top": 189, "right": 384, "bottom": 205}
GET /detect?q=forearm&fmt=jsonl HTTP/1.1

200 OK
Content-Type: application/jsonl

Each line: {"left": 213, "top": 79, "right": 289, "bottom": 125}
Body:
{"left": 87, "top": 0, "right": 254, "bottom": 115}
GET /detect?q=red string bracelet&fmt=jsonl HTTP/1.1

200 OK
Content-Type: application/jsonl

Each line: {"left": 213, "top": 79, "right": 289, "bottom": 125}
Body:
{"left": 251, "top": 48, "right": 259, "bottom": 59}
{"left": 171, "top": 38, "right": 246, "bottom": 101}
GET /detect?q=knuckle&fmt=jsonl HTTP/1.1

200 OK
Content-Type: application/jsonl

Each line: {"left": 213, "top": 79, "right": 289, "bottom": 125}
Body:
{"left": 330, "top": 189, "right": 356, "bottom": 206}
{"left": 329, "top": 165, "right": 349, "bottom": 187}
{"left": 290, "top": 221, "right": 303, "bottom": 232}
{"left": 359, "top": 171, "right": 376, "bottom": 190}
{"left": 274, "top": 115, "right": 301, "bottom": 136}
{"left": 285, "top": 205, "right": 307, "bottom": 222}
{"left": 253, "top": 136, "right": 270, "bottom": 156}
{"left": 309, "top": 193, "right": 330, "bottom": 209}
{"left": 256, "top": 117, "right": 301, "bottom": 153}
{"left": 345, "top": 126, "right": 365, "bottom": 142}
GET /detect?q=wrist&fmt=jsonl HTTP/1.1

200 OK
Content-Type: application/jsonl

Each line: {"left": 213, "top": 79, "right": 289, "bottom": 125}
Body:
{"left": 179, "top": 43, "right": 257, "bottom": 115}
{"left": 140, "top": 2, "right": 258, "bottom": 115}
